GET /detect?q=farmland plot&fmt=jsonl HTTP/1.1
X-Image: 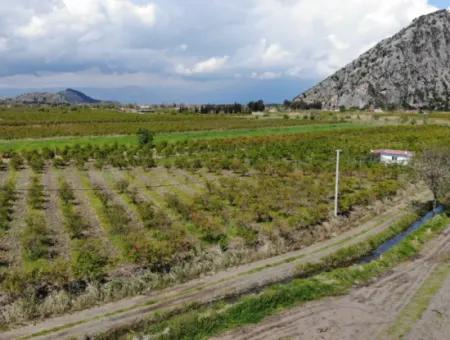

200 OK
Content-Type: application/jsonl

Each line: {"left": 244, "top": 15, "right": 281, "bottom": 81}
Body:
{"left": 0, "top": 125, "right": 450, "bottom": 327}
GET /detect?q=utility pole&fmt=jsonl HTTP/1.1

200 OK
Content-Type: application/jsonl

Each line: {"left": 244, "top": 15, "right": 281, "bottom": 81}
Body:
{"left": 334, "top": 150, "right": 341, "bottom": 217}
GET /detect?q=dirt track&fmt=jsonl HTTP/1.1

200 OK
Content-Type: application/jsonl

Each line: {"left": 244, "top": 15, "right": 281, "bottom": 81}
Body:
{"left": 0, "top": 189, "right": 431, "bottom": 339}
{"left": 217, "top": 222, "right": 450, "bottom": 340}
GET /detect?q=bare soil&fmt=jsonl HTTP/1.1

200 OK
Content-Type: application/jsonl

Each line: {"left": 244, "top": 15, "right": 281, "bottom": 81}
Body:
{"left": 216, "top": 224, "right": 450, "bottom": 340}
{"left": 3, "top": 168, "right": 31, "bottom": 267}
{"left": 0, "top": 169, "right": 8, "bottom": 186}
{"left": 92, "top": 167, "right": 146, "bottom": 232}
{"left": 406, "top": 265, "right": 450, "bottom": 340}
{"left": 64, "top": 167, "right": 119, "bottom": 259}
{"left": 42, "top": 167, "right": 71, "bottom": 259}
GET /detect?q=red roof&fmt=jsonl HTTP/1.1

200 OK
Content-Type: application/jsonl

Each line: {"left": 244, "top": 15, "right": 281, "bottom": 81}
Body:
{"left": 371, "top": 149, "right": 414, "bottom": 157}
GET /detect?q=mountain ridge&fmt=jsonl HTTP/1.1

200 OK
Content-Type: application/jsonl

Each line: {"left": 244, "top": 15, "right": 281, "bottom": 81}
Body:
{"left": 294, "top": 9, "right": 450, "bottom": 110}
{"left": 5, "top": 88, "right": 104, "bottom": 105}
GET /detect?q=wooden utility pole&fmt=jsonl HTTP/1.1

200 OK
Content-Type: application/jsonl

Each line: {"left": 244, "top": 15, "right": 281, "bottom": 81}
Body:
{"left": 334, "top": 150, "right": 341, "bottom": 217}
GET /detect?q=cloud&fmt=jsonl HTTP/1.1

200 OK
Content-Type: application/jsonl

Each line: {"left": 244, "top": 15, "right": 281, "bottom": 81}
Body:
{"left": 0, "top": 0, "right": 441, "bottom": 102}
{"left": 176, "top": 56, "right": 229, "bottom": 75}
{"left": 251, "top": 71, "right": 282, "bottom": 80}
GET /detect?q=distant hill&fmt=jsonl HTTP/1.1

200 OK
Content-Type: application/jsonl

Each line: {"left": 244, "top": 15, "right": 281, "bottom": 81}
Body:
{"left": 294, "top": 10, "right": 450, "bottom": 110}
{"left": 8, "top": 89, "right": 103, "bottom": 105}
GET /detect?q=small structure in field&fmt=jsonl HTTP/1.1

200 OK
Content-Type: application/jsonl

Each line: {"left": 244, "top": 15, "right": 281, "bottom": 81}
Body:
{"left": 371, "top": 149, "right": 414, "bottom": 165}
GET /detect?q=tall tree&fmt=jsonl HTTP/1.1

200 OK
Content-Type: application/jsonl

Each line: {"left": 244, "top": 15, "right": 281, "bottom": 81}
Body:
{"left": 414, "top": 147, "right": 450, "bottom": 211}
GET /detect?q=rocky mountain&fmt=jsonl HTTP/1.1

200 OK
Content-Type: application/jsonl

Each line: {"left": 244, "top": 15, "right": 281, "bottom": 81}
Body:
{"left": 294, "top": 10, "right": 450, "bottom": 110}
{"left": 11, "top": 89, "right": 101, "bottom": 105}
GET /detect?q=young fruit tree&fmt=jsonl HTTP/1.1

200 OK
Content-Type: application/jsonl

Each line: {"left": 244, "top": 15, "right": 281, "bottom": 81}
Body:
{"left": 413, "top": 147, "right": 450, "bottom": 211}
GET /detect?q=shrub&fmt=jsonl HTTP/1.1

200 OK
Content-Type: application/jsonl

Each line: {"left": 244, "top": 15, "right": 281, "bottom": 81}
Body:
{"left": 59, "top": 181, "right": 75, "bottom": 204}
{"left": 21, "top": 212, "right": 52, "bottom": 262}
{"left": 137, "top": 201, "right": 172, "bottom": 230}
{"left": 116, "top": 179, "right": 130, "bottom": 194}
{"left": 137, "top": 129, "right": 154, "bottom": 147}
{"left": 165, "top": 194, "right": 191, "bottom": 220}
{"left": 9, "top": 154, "right": 24, "bottom": 170}
{"left": 71, "top": 240, "right": 108, "bottom": 282}
{"left": 0, "top": 181, "right": 15, "bottom": 232}
{"left": 28, "top": 155, "right": 45, "bottom": 173}
{"left": 28, "top": 176, "right": 46, "bottom": 210}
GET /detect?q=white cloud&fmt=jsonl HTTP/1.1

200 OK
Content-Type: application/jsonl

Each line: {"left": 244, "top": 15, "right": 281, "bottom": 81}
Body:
{"left": 251, "top": 71, "right": 282, "bottom": 80}
{"left": 176, "top": 56, "right": 229, "bottom": 75}
{"left": 16, "top": 0, "right": 156, "bottom": 40}
{"left": 261, "top": 40, "right": 291, "bottom": 66}
{"left": 247, "top": 0, "right": 437, "bottom": 77}
{"left": 0, "top": 0, "right": 442, "bottom": 102}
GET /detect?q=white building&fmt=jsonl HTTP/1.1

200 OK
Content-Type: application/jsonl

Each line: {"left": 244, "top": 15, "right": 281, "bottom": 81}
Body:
{"left": 371, "top": 149, "right": 414, "bottom": 165}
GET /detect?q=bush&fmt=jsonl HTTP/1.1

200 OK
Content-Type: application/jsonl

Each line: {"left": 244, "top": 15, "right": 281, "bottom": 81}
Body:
{"left": 28, "top": 155, "right": 45, "bottom": 173}
{"left": 0, "top": 181, "right": 15, "bottom": 232}
{"left": 137, "top": 129, "right": 154, "bottom": 147}
{"left": 116, "top": 179, "right": 130, "bottom": 194}
{"left": 165, "top": 194, "right": 191, "bottom": 220}
{"left": 71, "top": 240, "right": 108, "bottom": 282}
{"left": 21, "top": 212, "right": 52, "bottom": 262}
{"left": 59, "top": 181, "right": 75, "bottom": 204}
{"left": 9, "top": 154, "right": 24, "bottom": 170}
{"left": 28, "top": 176, "right": 46, "bottom": 210}
{"left": 137, "top": 201, "right": 172, "bottom": 230}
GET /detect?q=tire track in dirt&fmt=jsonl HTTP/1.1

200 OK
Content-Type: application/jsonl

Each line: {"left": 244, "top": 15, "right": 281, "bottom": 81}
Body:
{"left": 407, "top": 267, "right": 450, "bottom": 340}
{"left": 216, "top": 225, "right": 450, "bottom": 340}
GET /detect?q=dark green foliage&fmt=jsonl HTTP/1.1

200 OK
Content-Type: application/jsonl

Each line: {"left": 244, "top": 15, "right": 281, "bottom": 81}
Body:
{"left": 115, "top": 178, "right": 130, "bottom": 194}
{"left": 247, "top": 100, "right": 265, "bottom": 112}
{"left": 71, "top": 240, "right": 108, "bottom": 282}
{"left": 21, "top": 212, "right": 52, "bottom": 261}
{"left": 59, "top": 181, "right": 75, "bottom": 204}
{"left": 136, "top": 201, "right": 172, "bottom": 230}
{"left": 28, "top": 176, "right": 46, "bottom": 210}
{"left": 165, "top": 194, "right": 191, "bottom": 220}
{"left": 28, "top": 155, "right": 45, "bottom": 173}
{"left": 0, "top": 181, "right": 16, "bottom": 232}
{"left": 137, "top": 128, "right": 154, "bottom": 147}
{"left": 9, "top": 154, "right": 24, "bottom": 170}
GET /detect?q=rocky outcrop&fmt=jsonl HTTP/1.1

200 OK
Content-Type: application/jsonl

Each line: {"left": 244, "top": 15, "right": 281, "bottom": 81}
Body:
{"left": 11, "top": 89, "right": 101, "bottom": 105}
{"left": 294, "top": 10, "right": 450, "bottom": 110}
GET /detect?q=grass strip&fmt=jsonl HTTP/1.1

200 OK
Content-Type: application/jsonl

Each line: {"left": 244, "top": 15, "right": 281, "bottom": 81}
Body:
{"left": 108, "top": 212, "right": 449, "bottom": 340}
{"left": 0, "top": 123, "right": 366, "bottom": 152}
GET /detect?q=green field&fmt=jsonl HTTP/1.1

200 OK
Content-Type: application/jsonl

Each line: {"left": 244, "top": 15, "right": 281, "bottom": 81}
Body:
{"left": 2, "top": 107, "right": 449, "bottom": 331}
{"left": 0, "top": 122, "right": 366, "bottom": 151}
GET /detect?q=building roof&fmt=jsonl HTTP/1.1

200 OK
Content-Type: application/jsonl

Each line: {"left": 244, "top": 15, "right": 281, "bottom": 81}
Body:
{"left": 371, "top": 149, "right": 414, "bottom": 157}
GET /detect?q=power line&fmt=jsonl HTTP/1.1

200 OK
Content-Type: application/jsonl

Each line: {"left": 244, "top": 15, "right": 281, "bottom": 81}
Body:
{"left": 0, "top": 180, "right": 207, "bottom": 192}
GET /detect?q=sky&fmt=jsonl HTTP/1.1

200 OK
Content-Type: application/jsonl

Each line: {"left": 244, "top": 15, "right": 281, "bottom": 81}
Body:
{"left": 0, "top": 0, "right": 448, "bottom": 104}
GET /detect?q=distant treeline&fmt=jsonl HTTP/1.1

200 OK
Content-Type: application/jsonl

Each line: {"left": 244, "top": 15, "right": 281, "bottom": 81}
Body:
{"left": 284, "top": 100, "right": 323, "bottom": 110}
{"left": 181, "top": 100, "right": 266, "bottom": 114}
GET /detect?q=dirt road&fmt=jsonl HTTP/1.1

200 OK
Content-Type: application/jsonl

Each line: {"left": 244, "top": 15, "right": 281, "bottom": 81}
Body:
{"left": 0, "top": 190, "right": 430, "bottom": 339}
{"left": 216, "top": 221, "right": 450, "bottom": 340}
